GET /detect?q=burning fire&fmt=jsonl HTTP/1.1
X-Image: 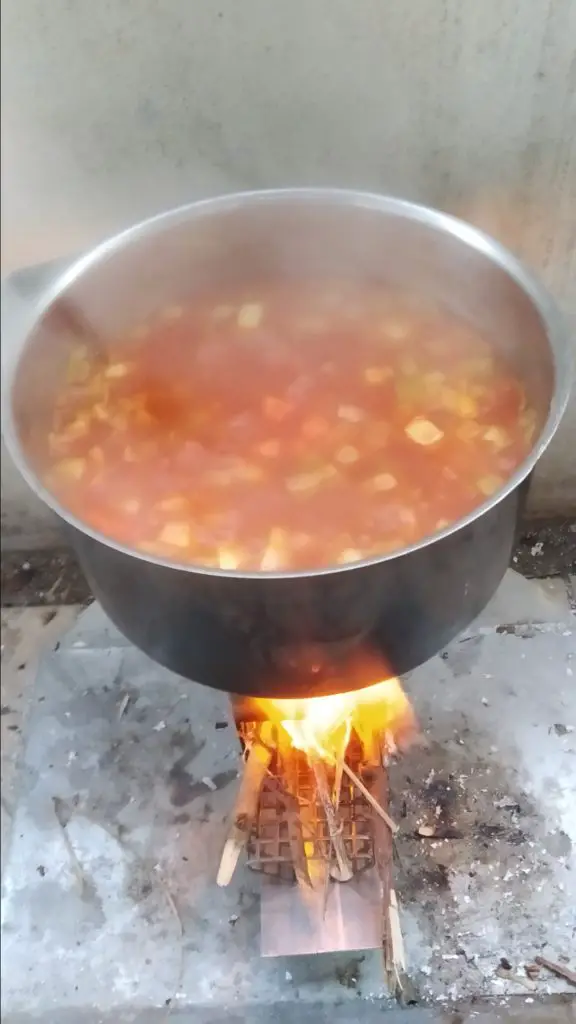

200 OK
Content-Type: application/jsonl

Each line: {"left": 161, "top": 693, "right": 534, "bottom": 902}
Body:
{"left": 255, "top": 675, "right": 415, "bottom": 763}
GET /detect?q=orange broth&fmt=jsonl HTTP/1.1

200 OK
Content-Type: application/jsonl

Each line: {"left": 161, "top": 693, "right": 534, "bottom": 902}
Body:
{"left": 44, "top": 284, "right": 537, "bottom": 570}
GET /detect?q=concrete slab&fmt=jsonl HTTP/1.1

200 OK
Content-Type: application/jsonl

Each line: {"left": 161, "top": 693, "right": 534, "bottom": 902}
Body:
{"left": 463, "top": 569, "right": 573, "bottom": 635}
{"left": 1, "top": 606, "right": 80, "bottom": 855}
{"left": 1, "top": 574, "right": 575, "bottom": 1022}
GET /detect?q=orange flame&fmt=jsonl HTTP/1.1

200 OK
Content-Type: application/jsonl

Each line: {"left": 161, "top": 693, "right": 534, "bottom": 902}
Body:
{"left": 255, "top": 675, "right": 415, "bottom": 762}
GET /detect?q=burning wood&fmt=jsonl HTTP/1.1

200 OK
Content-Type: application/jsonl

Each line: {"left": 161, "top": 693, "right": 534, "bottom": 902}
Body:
{"left": 310, "top": 756, "right": 354, "bottom": 882}
{"left": 225, "top": 668, "right": 418, "bottom": 985}
{"left": 217, "top": 722, "right": 274, "bottom": 887}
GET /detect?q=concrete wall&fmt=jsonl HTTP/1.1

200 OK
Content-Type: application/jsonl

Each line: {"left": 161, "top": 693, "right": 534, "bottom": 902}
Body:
{"left": 1, "top": 0, "right": 575, "bottom": 544}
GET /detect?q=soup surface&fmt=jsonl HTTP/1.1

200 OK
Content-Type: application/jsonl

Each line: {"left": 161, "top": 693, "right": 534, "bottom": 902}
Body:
{"left": 43, "top": 284, "right": 537, "bottom": 570}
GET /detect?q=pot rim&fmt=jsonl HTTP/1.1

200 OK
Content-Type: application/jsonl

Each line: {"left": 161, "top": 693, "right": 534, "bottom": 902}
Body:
{"left": 3, "top": 187, "right": 573, "bottom": 579}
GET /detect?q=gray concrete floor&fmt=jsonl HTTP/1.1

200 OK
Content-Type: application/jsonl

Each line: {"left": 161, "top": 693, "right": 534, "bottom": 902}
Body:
{"left": 1, "top": 572, "right": 575, "bottom": 1023}
{"left": 1, "top": 605, "right": 80, "bottom": 855}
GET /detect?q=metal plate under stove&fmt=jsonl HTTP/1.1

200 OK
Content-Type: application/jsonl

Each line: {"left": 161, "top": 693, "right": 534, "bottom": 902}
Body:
{"left": 236, "top": 723, "right": 391, "bottom": 958}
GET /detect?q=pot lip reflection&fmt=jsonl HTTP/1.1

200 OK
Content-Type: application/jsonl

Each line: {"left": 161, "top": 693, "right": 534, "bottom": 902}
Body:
{"left": 3, "top": 188, "right": 573, "bottom": 580}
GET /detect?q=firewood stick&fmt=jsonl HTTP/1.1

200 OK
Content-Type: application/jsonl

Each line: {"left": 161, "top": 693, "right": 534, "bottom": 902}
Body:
{"left": 269, "top": 764, "right": 312, "bottom": 890}
{"left": 386, "top": 888, "right": 418, "bottom": 1004}
{"left": 285, "top": 798, "right": 312, "bottom": 890}
{"left": 341, "top": 761, "right": 399, "bottom": 834}
{"left": 388, "top": 889, "right": 406, "bottom": 974}
{"left": 333, "top": 721, "right": 351, "bottom": 808}
{"left": 324, "top": 745, "right": 350, "bottom": 916}
{"left": 311, "top": 757, "right": 353, "bottom": 883}
{"left": 534, "top": 956, "right": 576, "bottom": 987}
{"left": 216, "top": 724, "right": 274, "bottom": 887}
{"left": 333, "top": 756, "right": 344, "bottom": 811}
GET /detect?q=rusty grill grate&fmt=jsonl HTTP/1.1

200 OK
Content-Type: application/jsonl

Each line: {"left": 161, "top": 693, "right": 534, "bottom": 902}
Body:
{"left": 238, "top": 724, "right": 377, "bottom": 882}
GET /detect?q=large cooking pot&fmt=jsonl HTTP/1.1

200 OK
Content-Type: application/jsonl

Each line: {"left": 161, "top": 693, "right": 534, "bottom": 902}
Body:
{"left": 3, "top": 190, "right": 571, "bottom": 698}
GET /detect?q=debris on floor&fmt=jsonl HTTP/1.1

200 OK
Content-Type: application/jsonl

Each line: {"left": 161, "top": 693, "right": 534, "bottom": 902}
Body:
{"left": 1, "top": 571, "right": 574, "bottom": 1020}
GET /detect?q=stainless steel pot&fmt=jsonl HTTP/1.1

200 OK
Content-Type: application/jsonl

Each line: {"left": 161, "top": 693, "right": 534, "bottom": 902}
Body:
{"left": 3, "top": 190, "right": 572, "bottom": 697}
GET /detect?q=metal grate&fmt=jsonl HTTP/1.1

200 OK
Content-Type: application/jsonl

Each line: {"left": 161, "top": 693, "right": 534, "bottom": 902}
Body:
{"left": 239, "top": 724, "right": 376, "bottom": 882}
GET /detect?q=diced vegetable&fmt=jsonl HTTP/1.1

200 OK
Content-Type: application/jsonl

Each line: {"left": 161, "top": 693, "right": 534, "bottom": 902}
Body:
{"left": 93, "top": 403, "right": 110, "bottom": 422}
{"left": 462, "top": 356, "right": 493, "bottom": 376}
{"left": 286, "top": 466, "right": 337, "bottom": 492}
{"left": 235, "top": 463, "right": 265, "bottom": 482}
{"left": 54, "top": 458, "right": 86, "bottom": 481}
{"left": 49, "top": 416, "right": 90, "bottom": 450}
{"left": 67, "top": 415, "right": 91, "bottom": 439}
{"left": 258, "top": 439, "right": 280, "bottom": 458}
{"left": 423, "top": 371, "right": 445, "bottom": 390}
{"left": 105, "top": 362, "right": 132, "bottom": 379}
{"left": 121, "top": 499, "right": 141, "bottom": 515}
{"left": 441, "top": 389, "right": 477, "bottom": 418}
{"left": 383, "top": 320, "right": 410, "bottom": 340}
{"left": 399, "top": 507, "right": 417, "bottom": 526}
{"left": 338, "top": 548, "right": 363, "bottom": 564}
{"left": 477, "top": 475, "right": 504, "bottom": 497}
{"left": 405, "top": 418, "right": 444, "bottom": 445}
{"left": 520, "top": 409, "right": 537, "bottom": 443}
{"left": 48, "top": 433, "right": 65, "bottom": 456}
{"left": 163, "top": 305, "right": 184, "bottom": 320}
{"left": 263, "top": 396, "right": 291, "bottom": 421}
{"left": 335, "top": 445, "right": 359, "bottom": 464}
{"left": 364, "top": 366, "right": 392, "bottom": 385}
{"left": 158, "top": 522, "right": 191, "bottom": 547}
{"left": 218, "top": 546, "right": 244, "bottom": 570}
{"left": 297, "top": 315, "right": 325, "bottom": 333}
{"left": 455, "top": 394, "right": 477, "bottom": 418}
{"left": 482, "top": 426, "right": 510, "bottom": 449}
{"left": 138, "top": 540, "right": 169, "bottom": 557}
{"left": 209, "top": 462, "right": 263, "bottom": 485}
{"left": 456, "top": 421, "right": 481, "bottom": 442}
{"left": 237, "top": 303, "right": 263, "bottom": 329}
{"left": 292, "top": 532, "right": 312, "bottom": 550}
{"left": 260, "top": 528, "right": 288, "bottom": 571}
{"left": 365, "top": 423, "right": 390, "bottom": 448}
{"left": 157, "top": 495, "right": 189, "bottom": 512}
{"left": 400, "top": 357, "right": 418, "bottom": 376}
{"left": 338, "top": 405, "right": 364, "bottom": 422}
{"left": 369, "top": 473, "right": 397, "bottom": 492}
{"left": 66, "top": 347, "right": 91, "bottom": 385}
{"left": 89, "top": 446, "right": 105, "bottom": 466}
{"left": 301, "top": 416, "right": 329, "bottom": 439}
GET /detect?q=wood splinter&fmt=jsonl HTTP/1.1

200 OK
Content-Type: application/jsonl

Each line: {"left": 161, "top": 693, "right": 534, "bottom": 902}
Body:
{"left": 311, "top": 756, "right": 354, "bottom": 882}
{"left": 216, "top": 723, "right": 274, "bottom": 887}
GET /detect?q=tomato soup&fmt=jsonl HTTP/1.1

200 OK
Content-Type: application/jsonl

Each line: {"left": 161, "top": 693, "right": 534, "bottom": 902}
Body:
{"left": 43, "top": 284, "right": 537, "bottom": 570}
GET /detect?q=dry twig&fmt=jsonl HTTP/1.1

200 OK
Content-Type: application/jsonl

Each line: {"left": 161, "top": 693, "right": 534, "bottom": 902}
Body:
{"left": 311, "top": 757, "right": 353, "bottom": 882}
{"left": 385, "top": 888, "right": 418, "bottom": 1004}
{"left": 534, "top": 955, "right": 576, "bottom": 987}
{"left": 341, "top": 761, "right": 399, "bottom": 834}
